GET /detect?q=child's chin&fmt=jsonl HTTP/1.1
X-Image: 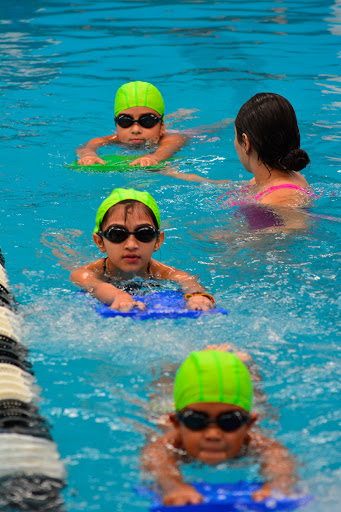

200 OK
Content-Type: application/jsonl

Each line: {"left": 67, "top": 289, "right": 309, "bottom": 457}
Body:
{"left": 198, "top": 451, "right": 228, "bottom": 465}
{"left": 117, "top": 262, "right": 144, "bottom": 274}
{"left": 120, "top": 265, "right": 143, "bottom": 274}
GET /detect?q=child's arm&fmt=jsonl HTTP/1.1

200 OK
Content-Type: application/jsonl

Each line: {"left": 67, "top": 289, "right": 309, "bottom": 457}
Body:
{"left": 151, "top": 260, "right": 214, "bottom": 311}
{"left": 250, "top": 431, "right": 297, "bottom": 501}
{"left": 142, "top": 430, "right": 203, "bottom": 506}
{"left": 70, "top": 259, "right": 145, "bottom": 311}
{"left": 76, "top": 135, "right": 118, "bottom": 165}
{"left": 130, "top": 133, "right": 188, "bottom": 167}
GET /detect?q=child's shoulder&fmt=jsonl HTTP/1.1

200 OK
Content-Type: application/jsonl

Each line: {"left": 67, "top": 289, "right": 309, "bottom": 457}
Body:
{"left": 73, "top": 257, "right": 106, "bottom": 276}
{"left": 70, "top": 257, "right": 106, "bottom": 286}
{"left": 147, "top": 426, "right": 182, "bottom": 452}
{"left": 247, "top": 429, "right": 274, "bottom": 453}
{"left": 149, "top": 259, "right": 189, "bottom": 280}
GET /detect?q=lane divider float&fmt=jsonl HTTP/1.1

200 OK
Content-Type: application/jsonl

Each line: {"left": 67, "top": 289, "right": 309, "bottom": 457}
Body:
{"left": 0, "top": 260, "right": 66, "bottom": 511}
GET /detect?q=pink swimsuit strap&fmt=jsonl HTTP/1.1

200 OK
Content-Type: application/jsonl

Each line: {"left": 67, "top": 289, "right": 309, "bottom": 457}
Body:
{"left": 254, "top": 184, "right": 315, "bottom": 201}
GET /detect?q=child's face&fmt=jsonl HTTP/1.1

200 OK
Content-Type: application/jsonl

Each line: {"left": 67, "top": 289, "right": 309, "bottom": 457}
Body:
{"left": 93, "top": 203, "right": 164, "bottom": 275}
{"left": 173, "top": 402, "right": 255, "bottom": 465}
{"left": 115, "top": 106, "right": 165, "bottom": 144}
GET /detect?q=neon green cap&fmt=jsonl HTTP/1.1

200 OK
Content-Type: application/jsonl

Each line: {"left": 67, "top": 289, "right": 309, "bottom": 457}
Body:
{"left": 94, "top": 188, "right": 161, "bottom": 233}
{"left": 174, "top": 350, "right": 253, "bottom": 412}
{"left": 114, "top": 81, "right": 165, "bottom": 117}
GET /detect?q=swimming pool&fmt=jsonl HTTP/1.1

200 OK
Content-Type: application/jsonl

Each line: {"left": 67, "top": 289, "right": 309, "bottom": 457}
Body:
{"left": 1, "top": 0, "right": 340, "bottom": 510}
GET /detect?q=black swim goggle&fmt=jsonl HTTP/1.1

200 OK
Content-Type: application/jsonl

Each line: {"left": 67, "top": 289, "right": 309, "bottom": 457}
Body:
{"left": 176, "top": 409, "right": 250, "bottom": 432}
{"left": 97, "top": 225, "right": 159, "bottom": 244}
{"left": 114, "top": 113, "right": 163, "bottom": 129}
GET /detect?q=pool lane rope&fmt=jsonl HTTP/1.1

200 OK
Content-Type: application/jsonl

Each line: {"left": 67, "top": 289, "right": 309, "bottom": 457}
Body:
{"left": 0, "top": 261, "right": 66, "bottom": 511}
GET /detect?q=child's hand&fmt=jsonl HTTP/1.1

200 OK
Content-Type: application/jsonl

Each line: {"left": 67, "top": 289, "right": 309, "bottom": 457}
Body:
{"left": 163, "top": 483, "right": 203, "bottom": 506}
{"left": 129, "top": 155, "right": 160, "bottom": 167}
{"left": 186, "top": 295, "right": 214, "bottom": 311}
{"left": 77, "top": 156, "right": 106, "bottom": 165}
{"left": 110, "top": 290, "right": 146, "bottom": 312}
{"left": 204, "top": 344, "right": 251, "bottom": 363}
{"left": 252, "top": 478, "right": 294, "bottom": 502}
{"left": 252, "top": 483, "right": 272, "bottom": 502}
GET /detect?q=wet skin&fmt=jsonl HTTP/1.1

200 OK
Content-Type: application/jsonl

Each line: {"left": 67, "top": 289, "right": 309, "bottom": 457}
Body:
{"left": 93, "top": 203, "right": 164, "bottom": 278}
{"left": 176, "top": 402, "right": 253, "bottom": 465}
{"left": 115, "top": 106, "right": 165, "bottom": 145}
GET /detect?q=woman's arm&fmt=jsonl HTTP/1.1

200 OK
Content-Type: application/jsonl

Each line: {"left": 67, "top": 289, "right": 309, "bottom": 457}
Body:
{"left": 76, "top": 134, "right": 118, "bottom": 165}
{"left": 161, "top": 168, "right": 232, "bottom": 183}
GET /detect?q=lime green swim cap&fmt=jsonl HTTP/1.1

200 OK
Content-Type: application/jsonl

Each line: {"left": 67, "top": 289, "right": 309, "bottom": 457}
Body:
{"left": 94, "top": 188, "right": 161, "bottom": 233}
{"left": 174, "top": 350, "right": 253, "bottom": 412}
{"left": 114, "top": 81, "right": 165, "bottom": 117}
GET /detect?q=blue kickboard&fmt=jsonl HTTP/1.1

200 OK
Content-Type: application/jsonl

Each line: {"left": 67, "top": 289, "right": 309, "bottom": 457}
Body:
{"left": 135, "top": 481, "right": 312, "bottom": 511}
{"left": 96, "top": 290, "right": 228, "bottom": 320}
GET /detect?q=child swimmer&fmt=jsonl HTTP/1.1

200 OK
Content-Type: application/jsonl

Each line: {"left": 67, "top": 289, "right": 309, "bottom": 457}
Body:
{"left": 70, "top": 188, "right": 215, "bottom": 312}
{"left": 143, "top": 350, "right": 296, "bottom": 506}
{"left": 76, "top": 81, "right": 187, "bottom": 168}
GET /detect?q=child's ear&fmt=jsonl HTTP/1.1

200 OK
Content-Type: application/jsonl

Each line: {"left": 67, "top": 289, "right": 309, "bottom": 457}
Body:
{"left": 160, "top": 121, "right": 166, "bottom": 137}
{"left": 247, "top": 411, "right": 258, "bottom": 429}
{"left": 93, "top": 233, "right": 106, "bottom": 253}
{"left": 153, "top": 231, "right": 165, "bottom": 252}
{"left": 169, "top": 411, "right": 180, "bottom": 428}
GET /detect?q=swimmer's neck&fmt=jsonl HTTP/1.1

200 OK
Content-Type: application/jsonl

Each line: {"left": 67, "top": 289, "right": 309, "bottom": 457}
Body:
{"left": 253, "top": 164, "right": 296, "bottom": 185}
{"left": 115, "top": 138, "right": 160, "bottom": 148}
{"left": 104, "top": 258, "right": 151, "bottom": 280}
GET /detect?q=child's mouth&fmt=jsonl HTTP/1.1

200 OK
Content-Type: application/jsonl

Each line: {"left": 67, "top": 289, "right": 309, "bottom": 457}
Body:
{"left": 124, "top": 255, "right": 140, "bottom": 263}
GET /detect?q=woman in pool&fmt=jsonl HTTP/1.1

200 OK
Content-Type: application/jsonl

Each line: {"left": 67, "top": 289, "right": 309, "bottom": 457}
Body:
{"left": 231, "top": 92, "right": 312, "bottom": 206}
{"left": 70, "top": 188, "right": 214, "bottom": 312}
{"left": 175, "top": 93, "right": 314, "bottom": 208}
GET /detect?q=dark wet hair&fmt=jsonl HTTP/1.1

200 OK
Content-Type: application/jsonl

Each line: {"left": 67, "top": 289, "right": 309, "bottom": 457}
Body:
{"left": 235, "top": 92, "right": 310, "bottom": 172}
{"left": 100, "top": 199, "right": 159, "bottom": 230}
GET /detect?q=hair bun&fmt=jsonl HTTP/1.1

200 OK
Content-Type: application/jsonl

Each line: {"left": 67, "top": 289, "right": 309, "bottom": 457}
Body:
{"left": 279, "top": 148, "right": 310, "bottom": 172}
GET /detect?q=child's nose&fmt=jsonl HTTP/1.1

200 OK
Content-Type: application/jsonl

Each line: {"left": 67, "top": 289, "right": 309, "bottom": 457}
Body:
{"left": 124, "top": 234, "right": 139, "bottom": 248}
{"left": 131, "top": 122, "right": 142, "bottom": 134}
{"left": 203, "top": 424, "right": 224, "bottom": 440}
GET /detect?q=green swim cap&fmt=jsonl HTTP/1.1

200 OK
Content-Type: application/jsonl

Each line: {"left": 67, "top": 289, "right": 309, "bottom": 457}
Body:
{"left": 174, "top": 351, "right": 253, "bottom": 412}
{"left": 94, "top": 188, "right": 161, "bottom": 233}
{"left": 114, "top": 81, "right": 165, "bottom": 117}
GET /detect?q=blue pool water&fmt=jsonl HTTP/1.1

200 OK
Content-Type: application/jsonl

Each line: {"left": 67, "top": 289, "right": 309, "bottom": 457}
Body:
{"left": 1, "top": 1, "right": 340, "bottom": 511}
